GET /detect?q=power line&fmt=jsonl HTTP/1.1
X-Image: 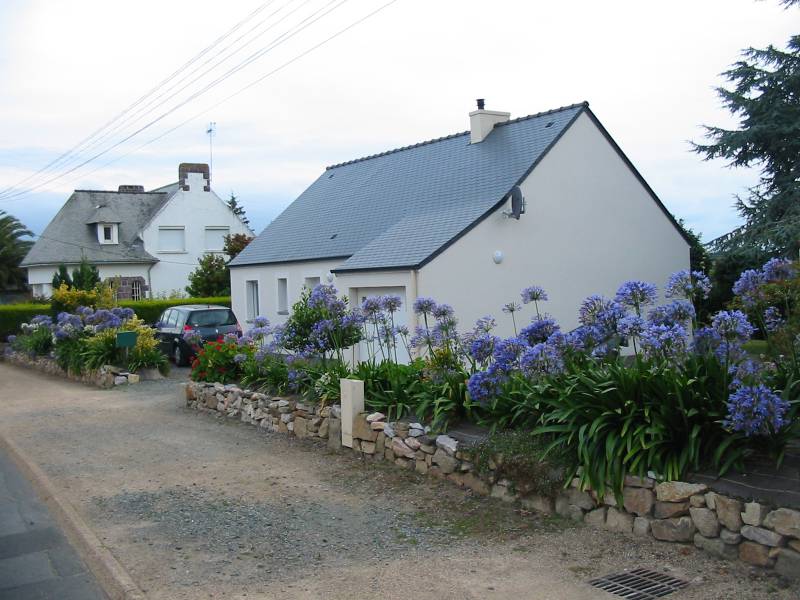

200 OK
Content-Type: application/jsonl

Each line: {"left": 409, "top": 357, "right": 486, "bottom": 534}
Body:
{"left": 0, "top": 0, "right": 350, "bottom": 202}
{"left": 1, "top": 0, "right": 400, "bottom": 205}
{"left": 0, "top": 0, "right": 281, "bottom": 198}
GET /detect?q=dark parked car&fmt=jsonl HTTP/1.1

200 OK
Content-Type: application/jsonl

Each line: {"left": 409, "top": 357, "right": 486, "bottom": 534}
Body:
{"left": 154, "top": 305, "right": 240, "bottom": 366}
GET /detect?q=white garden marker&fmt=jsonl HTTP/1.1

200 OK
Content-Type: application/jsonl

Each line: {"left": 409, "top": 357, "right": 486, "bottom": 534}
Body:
{"left": 340, "top": 378, "right": 364, "bottom": 448}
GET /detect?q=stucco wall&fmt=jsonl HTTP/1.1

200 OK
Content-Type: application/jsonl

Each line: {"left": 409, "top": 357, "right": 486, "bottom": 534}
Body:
{"left": 229, "top": 259, "right": 343, "bottom": 326}
{"left": 141, "top": 172, "right": 252, "bottom": 296}
{"left": 27, "top": 263, "right": 150, "bottom": 298}
{"left": 417, "top": 111, "right": 690, "bottom": 338}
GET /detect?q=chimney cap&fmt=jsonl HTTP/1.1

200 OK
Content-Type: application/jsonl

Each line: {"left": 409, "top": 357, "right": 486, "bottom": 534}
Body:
{"left": 118, "top": 185, "right": 144, "bottom": 193}
{"left": 476, "top": 98, "right": 485, "bottom": 110}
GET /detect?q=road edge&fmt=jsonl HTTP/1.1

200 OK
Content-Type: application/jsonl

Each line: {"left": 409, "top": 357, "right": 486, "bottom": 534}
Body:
{"left": 0, "top": 431, "right": 147, "bottom": 600}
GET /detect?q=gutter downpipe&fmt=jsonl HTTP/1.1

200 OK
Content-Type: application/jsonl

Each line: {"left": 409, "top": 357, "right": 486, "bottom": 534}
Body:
{"left": 410, "top": 269, "right": 419, "bottom": 358}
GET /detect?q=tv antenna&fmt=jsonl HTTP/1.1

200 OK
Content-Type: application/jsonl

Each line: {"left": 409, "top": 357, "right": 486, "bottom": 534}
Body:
{"left": 206, "top": 121, "right": 216, "bottom": 183}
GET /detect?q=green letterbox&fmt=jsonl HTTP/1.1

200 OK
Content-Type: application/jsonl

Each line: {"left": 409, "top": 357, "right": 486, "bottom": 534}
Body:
{"left": 115, "top": 331, "right": 138, "bottom": 349}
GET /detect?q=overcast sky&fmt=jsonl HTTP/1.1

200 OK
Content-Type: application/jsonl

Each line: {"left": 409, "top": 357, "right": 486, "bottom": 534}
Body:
{"left": 0, "top": 0, "right": 795, "bottom": 241}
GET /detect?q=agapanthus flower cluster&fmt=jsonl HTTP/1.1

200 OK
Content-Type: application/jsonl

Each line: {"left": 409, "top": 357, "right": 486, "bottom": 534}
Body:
{"left": 761, "top": 258, "right": 795, "bottom": 282}
{"left": 647, "top": 299, "right": 695, "bottom": 328}
{"left": 732, "top": 269, "right": 765, "bottom": 307}
{"left": 665, "top": 270, "right": 711, "bottom": 300}
{"left": 724, "top": 384, "right": 788, "bottom": 436}
{"left": 52, "top": 311, "right": 86, "bottom": 340}
{"left": 520, "top": 316, "right": 560, "bottom": 345}
{"left": 763, "top": 306, "right": 784, "bottom": 334}
{"left": 615, "top": 280, "right": 658, "bottom": 314}
{"left": 521, "top": 286, "right": 548, "bottom": 304}
{"left": 520, "top": 342, "right": 564, "bottom": 376}
{"left": 697, "top": 310, "right": 755, "bottom": 364}
{"left": 639, "top": 323, "right": 688, "bottom": 364}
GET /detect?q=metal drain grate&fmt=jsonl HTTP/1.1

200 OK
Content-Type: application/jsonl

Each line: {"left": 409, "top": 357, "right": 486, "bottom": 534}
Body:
{"left": 588, "top": 568, "right": 689, "bottom": 599}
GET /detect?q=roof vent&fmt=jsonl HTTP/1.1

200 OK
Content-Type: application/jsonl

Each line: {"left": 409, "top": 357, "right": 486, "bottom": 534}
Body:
{"left": 469, "top": 99, "right": 510, "bottom": 144}
{"left": 118, "top": 185, "right": 144, "bottom": 193}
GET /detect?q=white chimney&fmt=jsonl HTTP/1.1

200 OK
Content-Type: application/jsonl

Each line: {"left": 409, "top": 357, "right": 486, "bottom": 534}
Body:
{"left": 469, "top": 98, "right": 510, "bottom": 143}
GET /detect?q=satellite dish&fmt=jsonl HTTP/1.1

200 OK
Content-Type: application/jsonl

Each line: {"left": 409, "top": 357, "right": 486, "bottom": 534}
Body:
{"left": 504, "top": 185, "right": 525, "bottom": 220}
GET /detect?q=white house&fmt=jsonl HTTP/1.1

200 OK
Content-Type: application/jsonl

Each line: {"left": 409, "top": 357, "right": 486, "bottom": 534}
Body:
{"left": 22, "top": 163, "right": 253, "bottom": 299}
{"left": 230, "top": 101, "right": 690, "bottom": 360}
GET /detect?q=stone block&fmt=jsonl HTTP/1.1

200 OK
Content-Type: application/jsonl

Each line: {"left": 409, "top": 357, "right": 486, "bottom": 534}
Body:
{"left": 739, "top": 541, "right": 775, "bottom": 567}
{"left": 585, "top": 507, "right": 608, "bottom": 527}
{"left": 520, "top": 494, "right": 554, "bottom": 514}
{"left": 432, "top": 448, "right": 458, "bottom": 474}
{"left": 655, "top": 501, "right": 689, "bottom": 519}
{"left": 114, "top": 375, "right": 128, "bottom": 386}
{"left": 689, "top": 507, "right": 720, "bottom": 538}
{"left": 126, "top": 373, "right": 140, "bottom": 384}
{"left": 775, "top": 549, "right": 800, "bottom": 580}
{"left": 623, "top": 487, "right": 654, "bottom": 516}
{"left": 404, "top": 437, "right": 421, "bottom": 451}
{"left": 360, "top": 441, "right": 376, "bottom": 455}
{"left": 491, "top": 483, "right": 517, "bottom": 503}
{"left": 294, "top": 416, "right": 308, "bottom": 438}
{"left": 384, "top": 448, "right": 395, "bottom": 461}
{"left": 694, "top": 534, "right": 738, "bottom": 560}
{"left": 366, "top": 412, "right": 385, "bottom": 422}
{"left": 690, "top": 495, "right": 706, "bottom": 508}
{"left": 741, "top": 525, "right": 785, "bottom": 547}
{"left": 449, "top": 472, "right": 490, "bottom": 496}
{"left": 764, "top": 508, "right": 800, "bottom": 538}
{"left": 720, "top": 528, "right": 741, "bottom": 545}
{"left": 435, "top": 435, "right": 458, "bottom": 456}
{"left": 370, "top": 421, "right": 385, "bottom": 431}
{"left": 564, "top": 487, "right": 595, "bottom": 511}
{"left": 394, "top": 457, "right": 413, "bottom": 470}
{"left": 419, "top": 443, "right": 436, "bottom": 454}
{"left": 415, "top": 459, "right": 428, "bottom": 475}
{"left": 391, "top": 438, "right": 416, "bottom": 460}
{"left": 624, "top": 475, "right": 655, "bottom": 488}
{"left": 715, "top": 495, "right": 744, "bottom": 532}
{"left": 604, "top": 507, "right": 634, "bottom": 534}
{"left": 352, "top": 439, "right": 361, "bottom": 452}
{"left": 318, "top": 418, "right": 329, "bottom": 439}
{"left": 352, "top": 413, "right": 378, "bottom": 443}
{"left": 375, "top": 432, "right": 386, "bottom": 455}
{"left": 742, "top": 502, "right": 770, "bottom": 527}
{"left": 326, "top": 417, "right": 342, "bottom": 451}
{"left": 633, "top": 516, "right": 653, "bottom": 537}
{"left": 651, "top": 517, "right": 695, "bottom": 542}
{"left": 655, "top": 482, "right": 707, "bottom": 502}
{"left": 789, "top": 539, "right": 800, "bottom": 553}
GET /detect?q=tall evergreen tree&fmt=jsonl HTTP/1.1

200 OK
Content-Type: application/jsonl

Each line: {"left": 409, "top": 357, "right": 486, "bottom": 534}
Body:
{"left": 693, "top": 11, "right": 800, "bottom": 261}
{"left": 71, "top": 257, "right": 100, "bottom": 291}
{"left": 0, "top": 210, "right": 32, "bottom": 291}
{"left": 52, "top": 264, "right": 73, "bottom": 289}
{"left": 227, "top": 192, "right": 250, "bottom": 226}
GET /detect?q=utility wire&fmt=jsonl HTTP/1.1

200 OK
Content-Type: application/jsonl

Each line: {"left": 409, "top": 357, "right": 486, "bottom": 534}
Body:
{"left": 1, "top": 0, "right": 400, "bottom": 204}
{"left": 0, "top": 0, "right": 280, "bottom": 197}
{"left": 0, "top": 0, "right": 350, "bottom": 202}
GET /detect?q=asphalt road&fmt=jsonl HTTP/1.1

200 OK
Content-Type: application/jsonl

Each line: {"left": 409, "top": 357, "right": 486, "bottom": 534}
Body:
{"left": 0, "top": 449, "right": 107, "bottom": 600}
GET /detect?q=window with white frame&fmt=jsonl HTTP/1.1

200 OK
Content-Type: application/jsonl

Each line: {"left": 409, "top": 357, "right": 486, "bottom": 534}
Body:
{"left": 131, "top": 279, "right": 142, "bottom": 301}
{"left": 204, "top": 226, "right": 229, "bottom": 252}
{"left": 158, "top": 227, "right": 185, "bottom": 252}
{"left": 277, "top": 278, "right": 288, "bottom": 314}
{"left": 97, "top": 223, "right": 118, "bottom": 245}
{"left": 304, "top": 276, "right": 320, "bottom": 290}
{"left": 245, "top": 280, "right": 259, "bottom": 322}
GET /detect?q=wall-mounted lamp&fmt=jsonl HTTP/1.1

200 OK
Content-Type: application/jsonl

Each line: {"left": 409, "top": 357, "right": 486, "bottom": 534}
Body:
{"left": 493, "top": 250, "right": 504, "bottom": 264}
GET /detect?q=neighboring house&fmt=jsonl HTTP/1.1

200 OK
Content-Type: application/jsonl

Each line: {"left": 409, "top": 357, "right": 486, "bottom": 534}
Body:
{"left": 230, "top": 101, "right": 690, "bottom": 361}
{"left": 22, "top": 163, "right": 253, "bottom": 299}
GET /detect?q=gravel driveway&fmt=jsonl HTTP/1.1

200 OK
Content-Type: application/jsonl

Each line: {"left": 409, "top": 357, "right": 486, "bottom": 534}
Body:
{"left": 0, "top": 362, "right": 796, "bottom": 600}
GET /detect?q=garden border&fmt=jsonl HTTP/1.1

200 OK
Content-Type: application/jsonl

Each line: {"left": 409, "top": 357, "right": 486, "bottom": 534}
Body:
{"left": 1, "top": 349, "right": 144, "bottom": 387}
{"left": 183, "top": 379, "right": 800, "bottom": 580}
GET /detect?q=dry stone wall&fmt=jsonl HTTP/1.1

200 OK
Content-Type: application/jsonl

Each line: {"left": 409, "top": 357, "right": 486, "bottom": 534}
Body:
{"left": 185, "top": 380, "right": 800, "bottom": 580}
{"left": 1, "top": 349, "right": 143, "bottom": 387}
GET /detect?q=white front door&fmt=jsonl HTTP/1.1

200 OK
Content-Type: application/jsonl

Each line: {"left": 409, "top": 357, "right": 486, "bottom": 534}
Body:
{"left": 356, "top": 286, "right": 410, "bottom": 364}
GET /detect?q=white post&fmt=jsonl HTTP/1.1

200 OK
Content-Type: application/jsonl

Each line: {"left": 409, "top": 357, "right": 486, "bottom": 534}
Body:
{"left": 340, "top": 378, "right": 364, "bottom": 448}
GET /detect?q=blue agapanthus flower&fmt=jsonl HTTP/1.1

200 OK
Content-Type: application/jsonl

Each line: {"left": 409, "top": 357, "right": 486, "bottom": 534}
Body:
{"left": 640, "top": 323, "right": 688, "bottom": 363}
{"left": 380, "top": 295, "right": 403, "bottom": 313}
{"left": 617, "top": 315, "right": 647, "bottom": 339}
{"left": 724, "top": 384, "right": 788, "bottom": 436}
{"left": 712, "top": 310, "right": 755, "bottom": 343}
{"left": 615, "top": 280, "right": 657, "bottom": 312}
{"left": 520, "top": 342, "right": 564, "bottom": 376}
{"left": 361, "top": 297, "right": 383, "bottom": 319}
{"left": 647, "top": 299, "right": 696, "bottom": 327}
{"left": 665, "top": 270, "right": 712, "bottom": 300}
{"left": 732, "top": 269, "right": 765, "bottom": 307}
{"left": 521, "top": 286, "right": 548, "bottom": 304}
{"left": 469, "top": 334, "right": 498, "bottom": 364}
{"left": 431, "top": 303, "right": 455, "bottom": 321}
{"left": 233, "top": 353, "right": 247, "bottom": 364}
{"left": 413, "top": 297, "right": 437, "bottom": 315}
{"left": 763, "top": 306, "right": 784, "bottom": 333}
{"left": 253, "top": 316, "right": 270, "bottom": 328}
{"left": 502, "top": 302, "right": 521, "bottom": 315}
{"left": 520, "top": 316, "right": 560, "bottom": 345}
{"left": 492, "top": 337, "right": 528, "bottom": 372}
{"left": 761, "top": 257, "right": 794, "bottom": 282}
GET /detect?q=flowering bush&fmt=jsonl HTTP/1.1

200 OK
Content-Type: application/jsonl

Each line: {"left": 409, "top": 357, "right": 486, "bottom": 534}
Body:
{"left": 190, "top": 336, "right": 242, "bottom": 384}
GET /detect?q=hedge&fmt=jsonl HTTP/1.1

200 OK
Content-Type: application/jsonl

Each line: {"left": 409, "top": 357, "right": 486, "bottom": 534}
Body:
{"left": 0, "top": 297, "right": 232, "bottom": 340}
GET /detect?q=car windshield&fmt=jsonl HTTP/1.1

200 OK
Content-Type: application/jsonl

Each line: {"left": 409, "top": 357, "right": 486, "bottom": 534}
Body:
{"left": 187, "top": 310, "right": 236, "bottom": 327}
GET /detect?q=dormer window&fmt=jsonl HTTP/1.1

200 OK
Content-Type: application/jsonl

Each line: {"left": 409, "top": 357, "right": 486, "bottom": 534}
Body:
{"left": 98, "top": 223, "right": 118, "bottom": 245}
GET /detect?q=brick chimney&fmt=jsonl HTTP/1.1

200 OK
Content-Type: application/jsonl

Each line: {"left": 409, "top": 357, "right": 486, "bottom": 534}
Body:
{"left": 178, "top": 163, "right": 210, "bottom": 191}
{"left": 469, "top": 99, "right": 510, "bottom": 143}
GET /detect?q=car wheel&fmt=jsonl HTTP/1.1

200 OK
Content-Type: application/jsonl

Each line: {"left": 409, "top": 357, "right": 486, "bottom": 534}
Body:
{"left": 173, "top": 344, "right": 188, "bottom": 367}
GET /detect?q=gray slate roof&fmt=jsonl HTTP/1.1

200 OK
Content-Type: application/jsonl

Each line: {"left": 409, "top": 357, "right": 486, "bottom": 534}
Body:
{"left": 230, "top": 103, "right": 588, "bottom": 272}
{"left": 22, "top": 190, "right": 169, "bottom": 266}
